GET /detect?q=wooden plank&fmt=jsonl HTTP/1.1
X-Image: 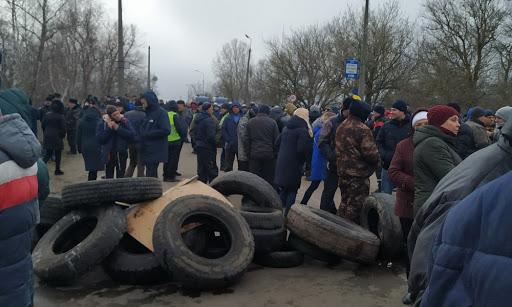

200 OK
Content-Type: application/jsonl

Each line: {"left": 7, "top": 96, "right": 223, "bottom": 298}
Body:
{"left": 126, "top": 177, "right": 232, "bottom": 251}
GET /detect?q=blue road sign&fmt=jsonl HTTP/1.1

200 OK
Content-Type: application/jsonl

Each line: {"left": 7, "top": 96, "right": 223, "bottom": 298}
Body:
{"left": 345, "top": 58, "right": 359, "bottom": 80}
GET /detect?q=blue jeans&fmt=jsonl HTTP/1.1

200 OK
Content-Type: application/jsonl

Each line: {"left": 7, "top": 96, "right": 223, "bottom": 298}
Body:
{"left": 279, "top": 188, "right": 297, "bottom": 215}
{"left": 380, "top": 168, "right": 394, "bottom": 194}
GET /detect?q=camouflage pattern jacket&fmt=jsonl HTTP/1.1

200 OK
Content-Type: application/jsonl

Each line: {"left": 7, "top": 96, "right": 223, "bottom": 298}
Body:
{"left": 335, "top": 115, "right": 380, "bottom": 178}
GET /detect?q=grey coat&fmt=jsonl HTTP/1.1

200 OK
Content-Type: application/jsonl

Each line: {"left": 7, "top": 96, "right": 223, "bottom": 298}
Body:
{"left": 407, "top": 119, "right": 512, "bottom": 305}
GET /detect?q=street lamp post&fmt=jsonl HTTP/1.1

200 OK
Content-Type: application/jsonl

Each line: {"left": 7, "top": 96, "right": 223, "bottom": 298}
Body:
{"left": 194, "top": 69, "right": 205, "bottom": 95}
{"left": 245, "top": 34, "right": 252, "bottom": 103}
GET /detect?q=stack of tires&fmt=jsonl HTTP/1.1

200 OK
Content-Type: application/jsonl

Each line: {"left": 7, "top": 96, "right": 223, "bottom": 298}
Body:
{"left": 210, "top": 171, "right": 304, "bottom": 268}
{"left": 33, "top": 178, "right": 163, "bottom": 285}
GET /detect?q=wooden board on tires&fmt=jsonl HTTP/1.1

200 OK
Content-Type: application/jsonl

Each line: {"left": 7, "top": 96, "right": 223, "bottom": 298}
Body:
{"left": 126, "top": 177, "right": 233, "bottom": 251}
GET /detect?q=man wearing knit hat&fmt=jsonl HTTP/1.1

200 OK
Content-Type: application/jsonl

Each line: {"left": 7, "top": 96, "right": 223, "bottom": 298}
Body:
{"left": 317, "top": 97, "right": 353, "bottom": 214}
{"left": 376, "top": 100, "right": 411, "bottom": 194}
{"left": 335, "top": 100, "right": 380, "bottom": 223}
{"left": 466, "top": 107, "right": 492, "bottom": 152}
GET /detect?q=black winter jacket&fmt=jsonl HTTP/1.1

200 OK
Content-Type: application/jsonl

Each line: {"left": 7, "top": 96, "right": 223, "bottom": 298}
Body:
{"left": 77, "top": 107, "right": 104, "bottom": 171}
{"left": 274, "top": 116, "right": 313, "bottom": 189}
{"left": 65, "top": 105, "right": 81, "bottom": 131}
{"left": 42, "top": 111, "right": 66, "bottom": 150}
{"left": 247, "top": 113, "right": 280, "bottom": 160}
{"left": 376, "top": 116, "right": 411, "bottom": 170}
{"left": 453, "top": 122, "right": 475, "bottom": 159}
{"left": 194, "top": 111, "right": 216, "bottom": 151}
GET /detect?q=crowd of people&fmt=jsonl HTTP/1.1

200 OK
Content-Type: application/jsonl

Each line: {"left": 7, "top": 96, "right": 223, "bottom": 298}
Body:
{"left": 2, "top": 85, "right": 512, "bottom": 306}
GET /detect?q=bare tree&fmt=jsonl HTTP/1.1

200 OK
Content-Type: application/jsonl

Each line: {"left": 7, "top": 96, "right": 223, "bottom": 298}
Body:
{"left": 212, "top": 39, "right": 251, "bottom": 102}
{"left": 422, "top": 0, "right": 508, "bottom": 103}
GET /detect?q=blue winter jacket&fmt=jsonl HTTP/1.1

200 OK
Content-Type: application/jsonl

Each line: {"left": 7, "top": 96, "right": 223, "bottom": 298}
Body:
{"left": 139, "top": 91, "right": 171, "bottom": 163}
{"left": 310, "top": 118, "right": 328, "bottom": 181}
{"left": 0, "top": 114, "right": 41, "bottom": 307}
{"left": 421, "top": 171, "right": 512, "bottom": 307}
{"left": 222, "top": 103, "right": 242, "bottom": 152}
{"left": 194, "top": 111, "right": 217, "bottom": 151}
{"left": 96, "top": 117, "right": 135, "bottom": 164}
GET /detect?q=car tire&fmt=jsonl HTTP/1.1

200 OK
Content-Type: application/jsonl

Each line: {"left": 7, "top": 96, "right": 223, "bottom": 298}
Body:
{"left": 32, "top": 206, "right": 126, "bottom": 285}
{"left": 360, "top": 193, "right": 403, "bottom": 259}
{"left": 286, "top": 205, "right": 380, "bottom": 263}
{"left": 210, "top": 171, "right": 282, "bottom": 210}
{"left": 103, "top": 233, "right": 168, "bottom": 285}
{"left": 288, "top": 233, "right": 340, "bottom": 264}
{"left": 153, "top": 195, "right": 254, "bottom": 290}
{"left": 61, "top": 178, "right": 162, "bottom": 209}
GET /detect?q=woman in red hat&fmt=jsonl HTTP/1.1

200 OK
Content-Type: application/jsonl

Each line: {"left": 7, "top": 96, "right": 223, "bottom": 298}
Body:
{"left": 413, "top": 105, "right": 462, "bottom": 214}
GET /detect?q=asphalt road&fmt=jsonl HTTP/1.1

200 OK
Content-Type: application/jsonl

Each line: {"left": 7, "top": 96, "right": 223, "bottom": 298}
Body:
{"left": 36, "top": 143, "right": 407, "bottom": 307}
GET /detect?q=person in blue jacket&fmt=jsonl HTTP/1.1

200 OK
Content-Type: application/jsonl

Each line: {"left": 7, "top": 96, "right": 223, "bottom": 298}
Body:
{"left": 138, "top": 91, "right": 171, "bottom": 178}
{"left": 222, "top": 102, "right": 242, "bottom": 172}
{"left": 96, "top": 105, "right": 135, "bottom": 179}
{"left": 421, "top": 171, "right": 512, "bottom": 307}
{"left": 194, "top": 103, "right": 218, "bottom": 183}
{"left": 300, "top": 111, "right": 335, "bottom": 205}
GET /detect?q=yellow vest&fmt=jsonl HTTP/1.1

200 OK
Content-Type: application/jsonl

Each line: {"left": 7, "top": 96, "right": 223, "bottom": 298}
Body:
{"left": 167, "top": 111, "right": 181, "bottom": 142}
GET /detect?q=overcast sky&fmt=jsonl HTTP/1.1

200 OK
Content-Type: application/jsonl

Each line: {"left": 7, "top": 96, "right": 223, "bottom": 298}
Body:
{"left": 100, "top": 0, "right": 423, "bottom": 100}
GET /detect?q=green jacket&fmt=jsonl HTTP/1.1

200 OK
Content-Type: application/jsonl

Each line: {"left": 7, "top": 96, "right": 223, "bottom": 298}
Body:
{"left": 413, "top": 125, "right": 461, "bottom": 212}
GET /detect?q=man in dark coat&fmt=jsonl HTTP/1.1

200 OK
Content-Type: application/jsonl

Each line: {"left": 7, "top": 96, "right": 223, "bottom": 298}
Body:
{"left": 65, "top": 98, "right": 81, "bottom": 154}
{"left": 247, "top": 104, "right": 280, "bottom": 184}
{"left": 38, "top": 95, "right": 53, "bottom": 123}
{"left": 96, "top": 105, "right": 135, "bottom": 179}
{"left": 274, "top": 109, "right": 312, "bottom": 214}
{"left": 335, "top": 100, "right": 380, "bottom": 223}
{"left": 317, "top": 97, "right": 351, "bottom": 214}
{"left": 406, "top": 119, "right": 512, "bottom": 306}
{"left": 139, "top": 91, "right": 171, "bottom": 178}
{"left": 0, "top": 111, "right": 41, "bottom": 307}
{"left": 77, "top": 104, "right": 104, "bottom": 180}
{"left": 222, "top": 102, "right": 242, "bottom": 172}
{"left": 194, "top": 103, "right": 218, "bottom": 183}
{"left": 466, "top": 107, "right": 492, "bottom": 151}
{"left": 376, "top": 100, "right": 411, "bottom": 194}
{"left": 237, "top": 106, "right": 257, "bottom": 171}
{"left": 124, "top": 100, "right": 146, "bottom": 177}
{"left": 163, "top": 101, "right": 187, "bottom": 182}
{"left": 420, "top": 172, "right": 512, "bottom": 307}
{"left": 42, "top": 100, "right": 66, "bottom": 175}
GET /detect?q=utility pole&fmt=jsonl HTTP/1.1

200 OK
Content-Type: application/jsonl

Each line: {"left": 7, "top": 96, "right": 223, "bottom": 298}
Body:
{"left": 245, "top": 34, "right": 252, "bottom": 103}
{"left": 359, "top": 0, "right": 369, "bottom": 100}
{"left": 147, "top": 46, "right": 151, "bottom": 90}
{"left": 117, "top": 0, "right": 125, "bottom": 96}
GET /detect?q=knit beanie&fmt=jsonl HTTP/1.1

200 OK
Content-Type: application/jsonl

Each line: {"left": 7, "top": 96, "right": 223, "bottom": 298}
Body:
{"left": 392, "top": 100, "right": 408, "bottom": 113}
{"left": 258, "top": 104, "right": 271, "bottom": 115}
{"left": 373, "top": 105, "right": 385, "bottom": 116}
{"left": 349, "top": 100, "right": 372, "bottom": 122}
{"left": 470, "top": 107, "right": 486, "bottom": 121}
{"left": 427, "top": 105, "right": 459, "bottom": 128}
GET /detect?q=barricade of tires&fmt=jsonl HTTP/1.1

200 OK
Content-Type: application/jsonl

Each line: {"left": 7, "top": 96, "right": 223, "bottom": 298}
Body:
{"left": 33, "top": 171, "right": 384, "bottom": 291}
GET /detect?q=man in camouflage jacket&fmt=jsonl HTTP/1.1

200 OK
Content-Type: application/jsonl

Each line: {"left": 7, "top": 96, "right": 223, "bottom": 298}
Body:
{"left": 335, "top": 100, "right": 380, "bottom": 223}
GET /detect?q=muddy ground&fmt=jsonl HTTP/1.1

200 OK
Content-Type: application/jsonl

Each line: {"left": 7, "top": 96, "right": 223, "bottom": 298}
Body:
{"left": 35, "top": 143, "right": 407, "bottom": 307}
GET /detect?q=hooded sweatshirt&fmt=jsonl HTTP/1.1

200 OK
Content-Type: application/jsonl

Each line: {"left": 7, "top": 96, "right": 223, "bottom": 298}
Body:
{"left": 139, "top": 91, "right": 171, "bottom": 163}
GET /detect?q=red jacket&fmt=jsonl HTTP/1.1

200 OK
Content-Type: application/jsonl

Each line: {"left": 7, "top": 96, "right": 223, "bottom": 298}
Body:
{"left": 388, "top": 137, "right": 414, "bottom": 218}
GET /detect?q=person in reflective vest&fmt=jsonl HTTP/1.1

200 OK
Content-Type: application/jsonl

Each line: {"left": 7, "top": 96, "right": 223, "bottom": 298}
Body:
{"left": 164, "top": 101, "right": 187, "bottom": 182}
